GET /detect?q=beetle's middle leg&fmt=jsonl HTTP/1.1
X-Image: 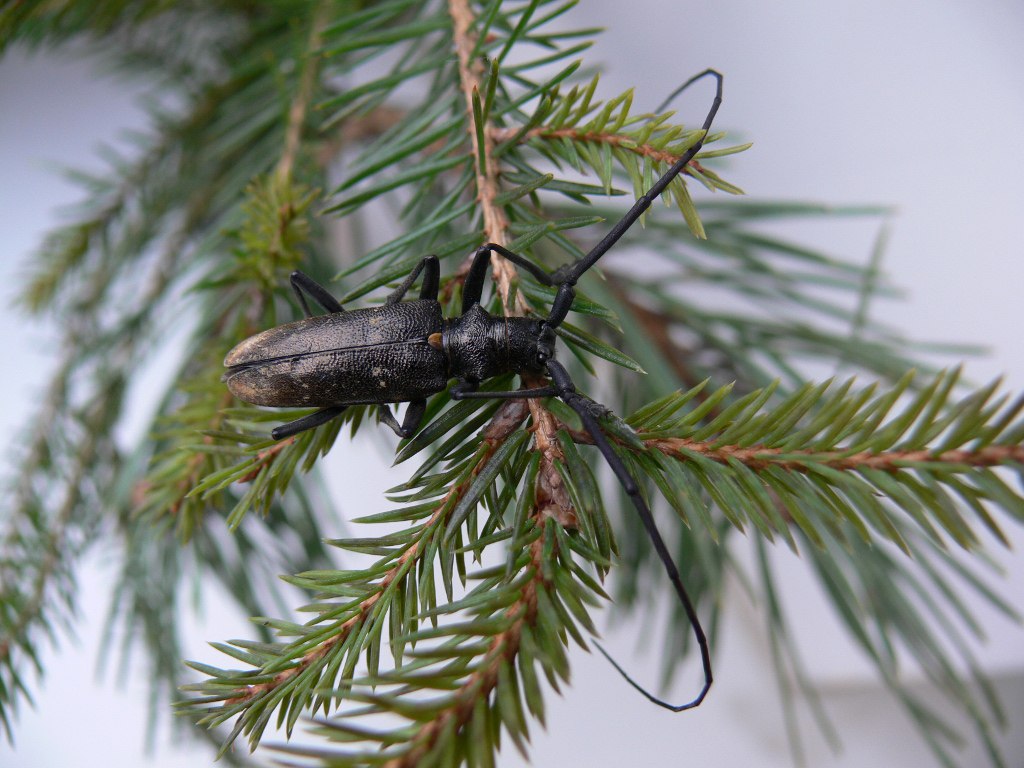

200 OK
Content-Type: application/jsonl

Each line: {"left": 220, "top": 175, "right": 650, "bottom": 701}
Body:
{"left": 290, "top": 271, "right": 345, "bottom": 317}
{"left": 377, "top": 400, "right": 426, "bottom": 438}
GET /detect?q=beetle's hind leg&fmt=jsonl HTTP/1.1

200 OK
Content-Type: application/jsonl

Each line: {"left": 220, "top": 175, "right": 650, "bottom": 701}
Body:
{"left": 291, "top": 271, "right": 344, "bottom": 317}
{"left": 272, "top": 406, "right": 347, "bottom": 440}
{"left": 386, "top": 256, "right": 440, "bottom": 304}
{"left": 378, "top": 400, "right": 427, "bottom": 438}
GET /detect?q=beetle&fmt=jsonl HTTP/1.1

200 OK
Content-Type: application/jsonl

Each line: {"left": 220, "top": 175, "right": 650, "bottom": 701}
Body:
{"left": 224, "top": 69, "right": 723, "bottom": 711}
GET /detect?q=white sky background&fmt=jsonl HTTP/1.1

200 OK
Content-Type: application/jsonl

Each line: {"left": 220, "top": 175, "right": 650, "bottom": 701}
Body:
{"left": 2, "top": 1, "right": 1024, "bottom": 766}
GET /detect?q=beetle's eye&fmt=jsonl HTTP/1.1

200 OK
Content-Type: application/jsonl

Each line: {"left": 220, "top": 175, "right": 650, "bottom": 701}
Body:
{"left": 535, "top": 350, "right": 548, "bottom": 367}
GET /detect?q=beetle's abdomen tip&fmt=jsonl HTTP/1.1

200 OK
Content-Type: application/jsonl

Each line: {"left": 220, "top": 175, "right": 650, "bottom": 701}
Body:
{"left": 222, "top": 365, "right": 274, "bottom": 406}
{"left": 223, "top": 331, "right": 272, "bottom": 368}
{"left": 223, "top": 341, "right": 249, "bottom": 368}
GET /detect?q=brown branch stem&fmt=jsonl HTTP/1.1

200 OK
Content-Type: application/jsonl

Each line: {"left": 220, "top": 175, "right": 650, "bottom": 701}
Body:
{"left": 563, "top": 421, "right": 1024, "bottom": 473}
{"left": 649, "top": 439, "right": 1024, "bottom": 473}
{"left": 276, "top": 0, "right": 331, "bottom": 183}
{"left": 449, "top": 0, "right": 521, "bottom": 314}
{"left": 384, "top": 500, "right": 549, "bottom": 768}
{"left": 447, "top": 0, "right": 564, "bottom": 528}
{"left": 369, "top": 6, "right": 579, "bottom": 761}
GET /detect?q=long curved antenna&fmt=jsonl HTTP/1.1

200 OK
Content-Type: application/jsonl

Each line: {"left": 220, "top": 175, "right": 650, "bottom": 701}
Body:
{"left": 570, "top": 68, "right": 722, "bottom": 281}
{"left": 546, "top": 361, "right": 712, "bottom": 710}
{"left": 535, "top": 69, "right": 723, "bottom": 331}
{"left": 654, "top": 68, "right": 722, "bottom": 115}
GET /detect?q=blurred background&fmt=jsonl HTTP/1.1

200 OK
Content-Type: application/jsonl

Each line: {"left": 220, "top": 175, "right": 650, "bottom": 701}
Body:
{"left": 2, "top": 0, "right": 1023, "bottom": 765}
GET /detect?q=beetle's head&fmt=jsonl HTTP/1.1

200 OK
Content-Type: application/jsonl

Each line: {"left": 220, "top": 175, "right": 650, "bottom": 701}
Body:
{"left": 533, "top": 322, "right": 557, "bottom": 370}
{"left": 505, "top": 317, "right": 554, "bottom": 375}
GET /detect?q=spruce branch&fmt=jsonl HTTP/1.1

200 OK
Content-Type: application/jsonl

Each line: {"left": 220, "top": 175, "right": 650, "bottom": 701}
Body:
{"left": 447, "top": 0, "right": 574, "bottom": 539}
{"left": 3, "top": 2, "right": 1022, "bottom": 767}
{"left": 591, "top": 370, "right": 1024, "bottom": 552}
{"left": 370, "top": 521, "right": 556, "bottom": 768}
{"left": 489, "top": 99, "right": 747, "bottom": 193}
{"left": 653, "top": 439, "right": 1024, "bottom": 474}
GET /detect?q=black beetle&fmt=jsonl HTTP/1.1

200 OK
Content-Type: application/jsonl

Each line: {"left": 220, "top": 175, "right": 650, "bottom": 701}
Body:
{"left": 224, "top": 70, "right": 723, "bottom": 711}
{"left": 223, "top": 256, "right": 548, "bottom": 440}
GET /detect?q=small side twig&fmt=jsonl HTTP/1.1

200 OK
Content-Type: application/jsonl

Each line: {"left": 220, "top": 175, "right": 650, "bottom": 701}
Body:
{"left": 490, "top": 124, "right": 709, "bottom": 177}
{"left": 650, "top": 439, "right": 1024, "bottom": 473}
{"left": 224, "top": 398, "right": 530, "bottom": 707}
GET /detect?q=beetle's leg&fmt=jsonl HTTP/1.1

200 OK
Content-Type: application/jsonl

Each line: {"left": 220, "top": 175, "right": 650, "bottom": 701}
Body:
{"left": 291, "top": 271, "right": 344, "bottom": 317}
{"left": 461, "top": 243, "right": 578, "bottom": 339}
{"left": 377, "top": 400, "right": 427, "bottom": 438}
{"left": 418, "top": 257, "right": 440, "bottom": 301}
{"left": 386, "top": 255, "right": 440, "bottom": 305}
{"left": 271, "top": 406, "right": 348, "bottom": 440}
{"left": 462, "top": 244, "right": 556, "bottom": 313}
{"left": 545, "top": 359, "right": 713, "bottom": 711}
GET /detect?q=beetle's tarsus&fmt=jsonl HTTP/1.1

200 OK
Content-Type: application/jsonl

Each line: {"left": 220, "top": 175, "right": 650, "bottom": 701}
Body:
{"left": 378, "top": 400, "right": 426, "bottom": 438}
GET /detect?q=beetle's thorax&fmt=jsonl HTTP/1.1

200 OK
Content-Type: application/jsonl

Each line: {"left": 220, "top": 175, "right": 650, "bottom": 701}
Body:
{"left": 442, "top": 304, "right": 548, "bottom": 382}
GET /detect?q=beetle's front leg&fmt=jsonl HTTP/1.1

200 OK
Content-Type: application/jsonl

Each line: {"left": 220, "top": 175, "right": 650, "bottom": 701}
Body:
{"left": 462, "top": 244, "right": 556, "bottom": 313}
{"left": 377, "top": 400, "right": 426, "bottom": 438}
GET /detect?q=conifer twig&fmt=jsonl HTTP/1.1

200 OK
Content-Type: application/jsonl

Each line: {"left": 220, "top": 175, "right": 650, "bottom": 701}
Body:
{"left": 490, "top": 125, "right": 710, "bottom": 176}
{"left": 383, "top": 528, "right": 549, "bottom": 768}
{"left": 449, "top": 0, "right": 517, "bottom": 307}
{"left": 447, "top": 0, "right": 568, "bottom": 522}
{"left": 648, "top": 439, "right": 1024, "bottom": 472}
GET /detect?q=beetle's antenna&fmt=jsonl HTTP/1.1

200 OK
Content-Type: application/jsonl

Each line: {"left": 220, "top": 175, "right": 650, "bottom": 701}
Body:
{"left": 530, "top": 69, "right": 723, "bottom": 335}
{"left": 560, "top": 69, "right": 722, "bottom": 287}
{"left": 545, "top": 361, "right": 712, "bottom": 710}
{"left": 654, "top": 68, "right": 720, "bottom": 115}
